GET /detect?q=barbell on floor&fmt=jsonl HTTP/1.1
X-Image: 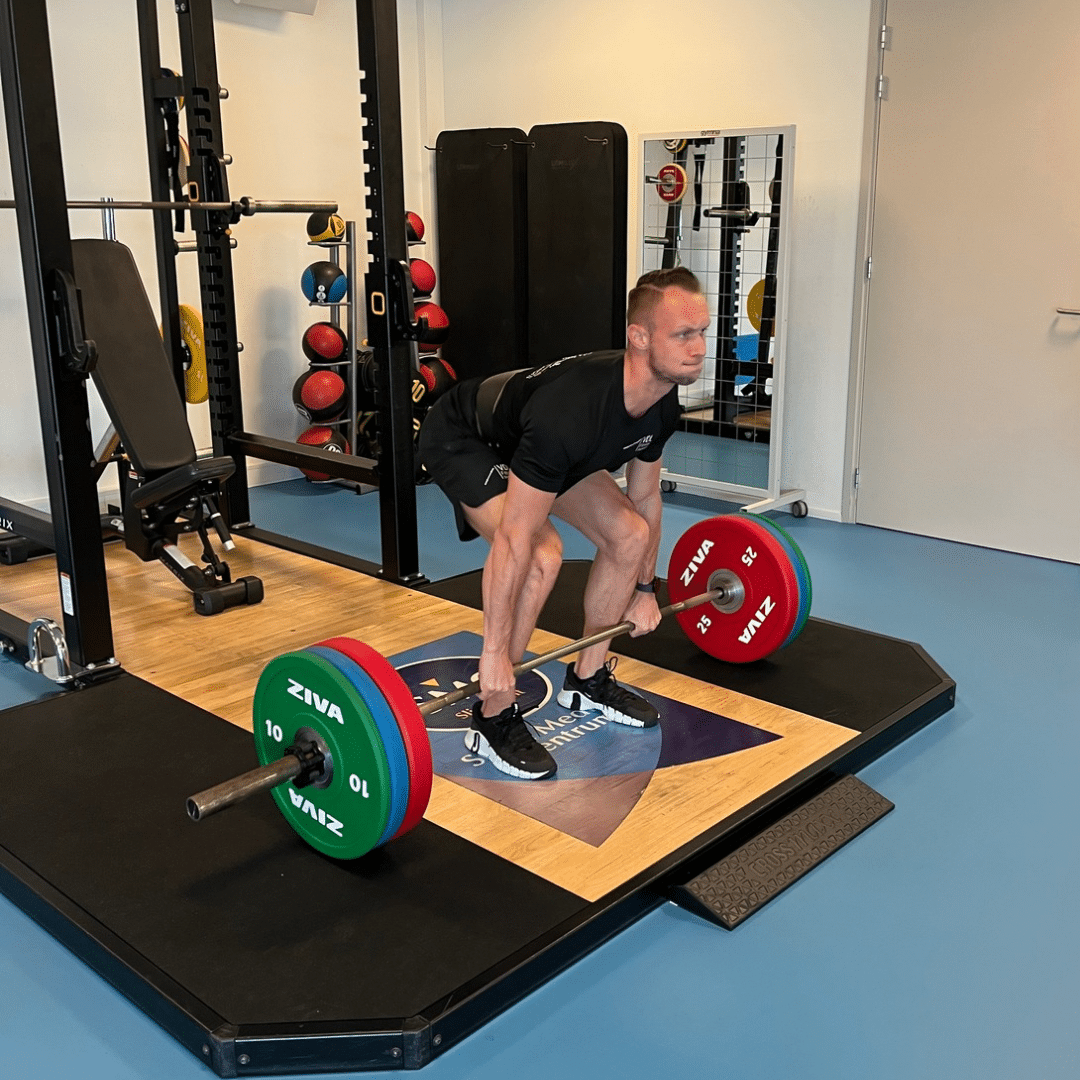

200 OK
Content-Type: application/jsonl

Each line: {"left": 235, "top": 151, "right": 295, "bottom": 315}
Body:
{"left": 186, "top": 513, "right": 812, "bottom": 860}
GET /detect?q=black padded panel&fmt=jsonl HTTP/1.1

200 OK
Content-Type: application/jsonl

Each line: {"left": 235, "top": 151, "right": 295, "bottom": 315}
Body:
{"left": 72, "top": 239, "right": 196, "bottom": 475}
{"left": 435, "top": 128, "right": 529, "bottom": 380}
{"left": 526, "top": 122, "right": 628, "bottom": 363}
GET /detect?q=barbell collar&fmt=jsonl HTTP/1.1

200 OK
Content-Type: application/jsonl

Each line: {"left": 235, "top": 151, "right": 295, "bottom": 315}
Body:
{"left": 416, "top": 584, "right": 727, "bottom": 718}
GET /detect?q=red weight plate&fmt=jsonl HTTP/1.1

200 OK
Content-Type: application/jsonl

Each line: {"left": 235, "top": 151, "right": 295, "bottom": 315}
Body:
{"left": 317, "top": 637, "right": 433, "bottom": 839}
{"left": 666, "top": 515, "right": 799, "bottom": 662}
{"left": 656, "top": 163, "right": 688, "bottom": 204}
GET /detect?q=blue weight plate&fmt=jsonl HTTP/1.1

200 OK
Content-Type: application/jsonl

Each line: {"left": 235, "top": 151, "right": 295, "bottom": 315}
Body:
{"left": 746, "top": 515, "right": 810, "bottom": 648}
{"left": 750, "top": 516, "right": 809, "bottom": 646}
{"left": 760, "top": 515, "right": 813, "bottom": 639}
{"left": 306, "top": 645, "right": 410, "bottom": 845}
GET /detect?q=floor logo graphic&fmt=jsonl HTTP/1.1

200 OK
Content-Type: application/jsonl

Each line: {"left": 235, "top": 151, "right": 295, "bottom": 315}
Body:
{"left": 393, "top": 632, "right": 781, "bottom": 847}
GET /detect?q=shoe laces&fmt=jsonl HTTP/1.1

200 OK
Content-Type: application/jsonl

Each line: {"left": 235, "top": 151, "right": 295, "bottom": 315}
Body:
{"left": 492, "top": 704, "right": 542, "bottom": 753}
{"left": 587, "top": 657, "right": 639, "bottom": 706}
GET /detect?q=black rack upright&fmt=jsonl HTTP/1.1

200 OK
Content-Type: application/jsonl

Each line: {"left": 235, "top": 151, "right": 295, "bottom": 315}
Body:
{"left": 0, "top": 0, "right": 116, "bottom": 675}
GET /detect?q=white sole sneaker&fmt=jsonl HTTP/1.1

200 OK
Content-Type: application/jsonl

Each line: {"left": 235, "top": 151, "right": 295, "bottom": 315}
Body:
{"left": 463, "top": 727, "right": 556, "bottom": 779}
{"left": 556, "top": 688, "right": 654, "bottom": 728}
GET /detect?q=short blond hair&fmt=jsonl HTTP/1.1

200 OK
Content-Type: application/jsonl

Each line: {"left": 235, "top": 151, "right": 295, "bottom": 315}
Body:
{"left": 626, "top": 267, "right": 702, "bottom": 327}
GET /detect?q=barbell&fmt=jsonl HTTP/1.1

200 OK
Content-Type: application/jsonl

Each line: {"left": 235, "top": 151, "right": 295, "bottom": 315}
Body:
{"left": 0, "top": 197, "right": 337, "bottom": 216}
{"left": 186, "top": 513, "right": 812, "bottom": 859}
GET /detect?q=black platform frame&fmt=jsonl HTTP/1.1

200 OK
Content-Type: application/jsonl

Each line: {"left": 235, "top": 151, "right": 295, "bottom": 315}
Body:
{"left": 0, "top": 573, "right": 954, "bottom": 1075}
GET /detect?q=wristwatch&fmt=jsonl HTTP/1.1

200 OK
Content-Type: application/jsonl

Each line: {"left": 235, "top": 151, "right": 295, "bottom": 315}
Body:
{"left": 635, "top": 577, "right": 660, "bottom": 594}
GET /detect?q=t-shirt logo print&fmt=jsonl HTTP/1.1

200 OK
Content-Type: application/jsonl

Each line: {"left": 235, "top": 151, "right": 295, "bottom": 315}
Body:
{"left": 623, "top": 435, "right": 654, "bottom": 453}
{"left": 484, "top": 463, "right": 510, "bottom": 486}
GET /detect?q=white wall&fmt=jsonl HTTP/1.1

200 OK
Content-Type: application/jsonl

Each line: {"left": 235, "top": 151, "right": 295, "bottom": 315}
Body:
{"left": 436, "top": 0, "right": 874, "bottom": 518}
{"left": 0, "top": 0, "right": 871, "bottom": 519}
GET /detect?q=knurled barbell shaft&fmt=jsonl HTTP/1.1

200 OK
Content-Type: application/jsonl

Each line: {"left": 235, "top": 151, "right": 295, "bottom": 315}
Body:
{"left": 417, "top": 585, "right": 725, "bottom": 718}
{"left": 187, "top": 582, "right": 725, "bottom": 822}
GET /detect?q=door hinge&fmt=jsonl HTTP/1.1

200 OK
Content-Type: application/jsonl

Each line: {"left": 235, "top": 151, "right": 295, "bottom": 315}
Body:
{"left": 866, "top": 255, "right": 873, "bottom": 280}
{"left": 853, "top": 468, "right": 860, "bottom": 490}
{"left": 880, "top": 25, "right": 892, "bottom": 50}
{"left": 877, "top": 74, "right": 890, "bottom": 100}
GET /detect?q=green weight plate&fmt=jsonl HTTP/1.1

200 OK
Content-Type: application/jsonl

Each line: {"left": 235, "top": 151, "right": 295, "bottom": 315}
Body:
{"left": 753, "top": 514, "right": 813, "bottom": 640}
{"left": 253, "top": 650, "right": 392, "bottom": 859}
{"left": 746, "top": 514, "right": 812, "bottom": 647}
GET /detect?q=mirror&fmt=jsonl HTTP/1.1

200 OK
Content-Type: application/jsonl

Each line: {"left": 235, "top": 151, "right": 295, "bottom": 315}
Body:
{"left": 640, "top": 127, "right": 795, "bottom": 506}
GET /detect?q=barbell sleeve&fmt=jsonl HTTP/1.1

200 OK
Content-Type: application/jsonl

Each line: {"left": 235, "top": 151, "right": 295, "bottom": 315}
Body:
{"left": 187, "top": 754, "right": 303, "bottom": 822}
{"left": 416, "top": 585, "right": 725, "bottom": 718}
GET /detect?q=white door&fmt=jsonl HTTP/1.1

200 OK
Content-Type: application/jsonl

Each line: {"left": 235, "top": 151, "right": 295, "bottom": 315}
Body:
{"left": 856, "top": 0, "right": 1080, "bottom": 563}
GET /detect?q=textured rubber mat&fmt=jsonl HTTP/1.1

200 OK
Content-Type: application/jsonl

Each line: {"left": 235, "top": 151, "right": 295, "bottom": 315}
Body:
{"left": 671, "top": 775, "right": 894, "bottom": 929}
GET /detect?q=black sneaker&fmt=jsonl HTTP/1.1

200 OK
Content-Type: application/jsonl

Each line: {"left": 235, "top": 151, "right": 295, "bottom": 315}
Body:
{"left": 464, "top": 701, "right": 557, "bottom": 780}
{"left": 557, "top": 658, "right": 659, "bottom": 728}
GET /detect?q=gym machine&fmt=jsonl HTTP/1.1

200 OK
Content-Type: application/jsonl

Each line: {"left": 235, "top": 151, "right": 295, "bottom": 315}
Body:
{"left": 135, "top": 0, "right": 426, "bottom": 588}
{"left": 0, "top": 0, "right": 428, "bottom": 674}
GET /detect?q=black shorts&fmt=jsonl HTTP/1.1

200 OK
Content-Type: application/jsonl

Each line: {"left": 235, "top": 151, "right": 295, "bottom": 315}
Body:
{"left": 417, "top": 380, "right": 509, "bottom": 542}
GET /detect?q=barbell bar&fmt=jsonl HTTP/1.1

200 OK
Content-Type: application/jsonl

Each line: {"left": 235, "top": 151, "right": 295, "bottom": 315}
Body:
{"left": 0, "top": 197, "right": 337, "bottom": 215}
{"left": 186, "top": 583, "right": 727, "bottom": 823}
{"left": 186, "top": 513, "right": 812, "bottom": 859}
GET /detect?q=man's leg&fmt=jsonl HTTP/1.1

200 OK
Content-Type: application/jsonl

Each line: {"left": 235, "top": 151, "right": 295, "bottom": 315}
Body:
{"left": 461, "top": 496, "right": 564, "bottom": 715}
{"left": 550, "top": 472, "right": 658, "bottom": 728}
{"left": 456, "top": 494, "right": 561, "bottom": 778}
{"left": 550, "top": 471, "right": 649, "bottom": 677}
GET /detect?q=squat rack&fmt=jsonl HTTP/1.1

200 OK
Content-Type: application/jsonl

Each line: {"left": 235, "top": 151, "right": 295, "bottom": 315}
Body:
{"left": 0, "top": 0, "right": 426, "bottom": 678}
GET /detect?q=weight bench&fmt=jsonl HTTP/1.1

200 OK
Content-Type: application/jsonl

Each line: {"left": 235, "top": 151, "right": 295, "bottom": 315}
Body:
{"left": 70, "top": 238, "right": 262, "bottom": 616}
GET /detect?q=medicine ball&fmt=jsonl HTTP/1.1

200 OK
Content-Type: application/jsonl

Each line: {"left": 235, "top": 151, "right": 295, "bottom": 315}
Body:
{"left": 302, "top": 321, "right": 348, "bottom": 364}
{"left": 293, "top": 369, "right": 348, "bottom": 423}
{"left": 297, "top": 426, "right": 350, "bottom": 482}
{"left": 414, "top": 301, "right": 449, "bottom": 351}
{"left": 409, "top": 257, "right": 436, "bottom": 297}
{"left": 306, "top": 212, "right": 346, "bottom": 243}
{"left": 417, "top": 356, "right": 457, "bottom": 403}
{"left": 301, "top": 261, "right": 348, "bottom": 304}
{"left": 405, "top": 210, "right": 425, "bottom": 242}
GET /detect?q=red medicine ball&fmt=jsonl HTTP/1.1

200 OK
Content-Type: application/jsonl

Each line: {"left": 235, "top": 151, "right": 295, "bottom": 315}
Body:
{"left": 417, "top": 356, "right": 457, "bottom": 403}
{"left": 405, "top": 210, "right": 425, "bottom": 242}
{"left": 409, "top": 258, "right": 436, "bottom": 296}
{"left": 297, "top": 426, "right": 350, "bottom": 482}
{"left": 293, "top": 369, "right": 348, "bottom": 423}
{"left": 302, "top": 322, "right": 348, "bottom": 364}
{"left": 414, "top": 301, "right": 449, "bottom": 351}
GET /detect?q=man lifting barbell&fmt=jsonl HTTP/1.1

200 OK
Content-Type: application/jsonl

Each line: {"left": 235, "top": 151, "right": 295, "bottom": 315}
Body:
{"left": 417, "top": 267, "right": 710, "bottom": 781}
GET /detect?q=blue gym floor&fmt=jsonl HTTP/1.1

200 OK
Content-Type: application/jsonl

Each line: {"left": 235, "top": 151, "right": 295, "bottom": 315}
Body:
{"left": 1, "top": 479, "right": 1078, "bottom": 1080}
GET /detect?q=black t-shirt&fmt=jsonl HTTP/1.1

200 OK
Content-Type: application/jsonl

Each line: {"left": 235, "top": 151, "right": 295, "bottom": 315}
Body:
{"left": 481, "top": 350, "right": 681, "bottom": 495}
